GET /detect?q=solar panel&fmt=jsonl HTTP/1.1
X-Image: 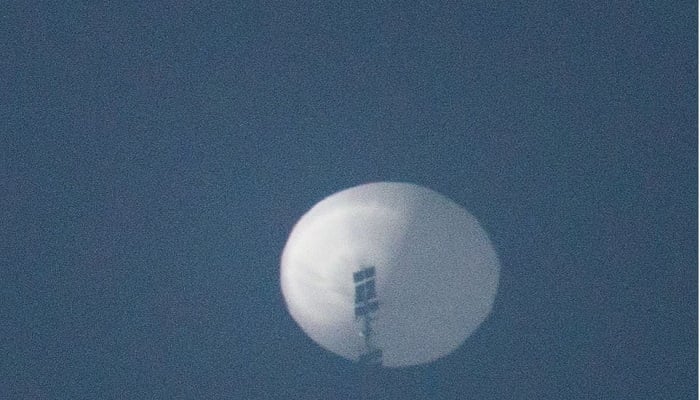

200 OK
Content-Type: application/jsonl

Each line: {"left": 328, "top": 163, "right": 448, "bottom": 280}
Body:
{"left": 365, "top": 280, "right": 376, "bottom": 299}
{"left": 354, "top": 300, "right": 379, "bottom": 317}
{"left": 355, "top": 286, "right": 364, "bottom": 303}
{"left": 355, "top": 305, "right": 367, "bottom": 317}
{"left": 354, "top": 280, "right": 377, "bottom": 304}
{"left": 353, "top": 270, "right": 365, "bottom": 283}
{"left": 353, "top": 266, "right": 376, "bottom": 283}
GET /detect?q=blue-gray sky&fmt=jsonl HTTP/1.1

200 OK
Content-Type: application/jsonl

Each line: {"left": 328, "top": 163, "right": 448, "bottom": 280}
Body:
{"left": 1, "top": 2, "right": 696, "bottom": 399}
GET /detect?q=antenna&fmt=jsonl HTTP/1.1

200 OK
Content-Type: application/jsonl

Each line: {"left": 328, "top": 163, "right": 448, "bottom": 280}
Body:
{"left": 353, "top": 266, "right": 383, "bottom": 366}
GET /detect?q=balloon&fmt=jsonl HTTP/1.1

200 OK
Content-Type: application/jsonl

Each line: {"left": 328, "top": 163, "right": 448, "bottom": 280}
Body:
{"left": 280, "top": 182, "right": 500, "bottom": 367}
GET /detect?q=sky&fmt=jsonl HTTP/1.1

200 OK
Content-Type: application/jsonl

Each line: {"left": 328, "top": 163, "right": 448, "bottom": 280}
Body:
{"left": 1, "top": 1, "right": 696, "bottom": 399}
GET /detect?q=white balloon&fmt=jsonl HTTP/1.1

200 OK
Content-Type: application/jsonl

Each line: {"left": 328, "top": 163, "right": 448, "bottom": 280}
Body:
{"left": 280, "top": 182, "right": 500, "bottom": 367}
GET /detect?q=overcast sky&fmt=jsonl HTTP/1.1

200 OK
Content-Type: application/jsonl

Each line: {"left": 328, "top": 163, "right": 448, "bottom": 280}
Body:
{"left": 1, "top": 2, "right": 696, "bottom": 399}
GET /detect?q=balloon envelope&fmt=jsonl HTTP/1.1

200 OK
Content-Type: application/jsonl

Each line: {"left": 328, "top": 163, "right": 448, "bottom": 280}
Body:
{"left": 280, "top": 182, "right": 500, "bottom": 367}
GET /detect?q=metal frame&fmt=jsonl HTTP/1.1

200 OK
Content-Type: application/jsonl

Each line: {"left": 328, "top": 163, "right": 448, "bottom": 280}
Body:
{"left": 353, "top": 266, "right": 382, "bottom": 366}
